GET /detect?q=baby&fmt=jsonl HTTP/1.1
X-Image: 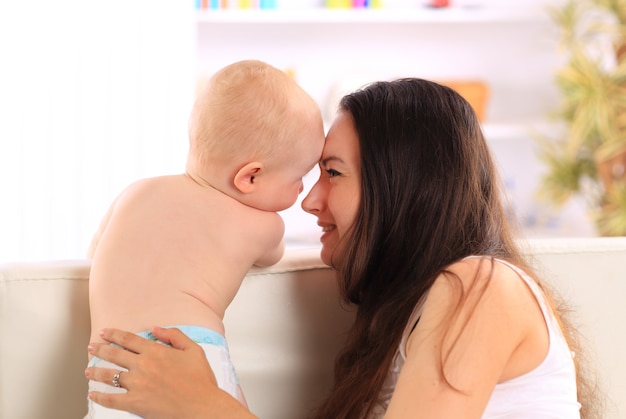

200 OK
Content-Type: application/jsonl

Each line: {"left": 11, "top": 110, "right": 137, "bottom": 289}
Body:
{"left": 86, "top": 60, "right": 324, "bottom": 416}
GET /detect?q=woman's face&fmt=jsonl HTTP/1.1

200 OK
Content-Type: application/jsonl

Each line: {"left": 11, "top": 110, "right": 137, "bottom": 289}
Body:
{"left": 302, "top": 110, "right": 361, "bottom": 265}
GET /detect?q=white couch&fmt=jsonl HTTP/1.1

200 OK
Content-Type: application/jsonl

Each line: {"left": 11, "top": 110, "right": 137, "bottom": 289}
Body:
{"left": 1, "top": 238, "right": 625, "bottom": 419}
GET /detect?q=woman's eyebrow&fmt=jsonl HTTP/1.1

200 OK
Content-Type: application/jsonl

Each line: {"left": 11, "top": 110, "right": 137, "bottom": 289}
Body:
{"left": 321, "top": 156, "right": 344, "bottom": 166}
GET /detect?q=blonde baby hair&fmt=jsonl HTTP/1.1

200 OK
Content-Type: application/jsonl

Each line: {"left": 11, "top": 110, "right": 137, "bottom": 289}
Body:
{"left": 188, "top": 60, "right": 321, "bottom": 170}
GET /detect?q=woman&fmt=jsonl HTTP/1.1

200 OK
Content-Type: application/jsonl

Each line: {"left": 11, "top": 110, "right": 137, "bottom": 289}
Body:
{"left": 86, "top": 78, "right": 598, "bottom": 418}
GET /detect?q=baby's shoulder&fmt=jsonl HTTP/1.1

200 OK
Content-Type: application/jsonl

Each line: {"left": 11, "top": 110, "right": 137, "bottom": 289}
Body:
{"left": 123, "top": 174, "right": 183, "bottom": 194}
{"left": 108, "top": 175, "right": 186, "bottom": 217}
{"left": 118, "top": 174, "right": 185, "bottom": 200}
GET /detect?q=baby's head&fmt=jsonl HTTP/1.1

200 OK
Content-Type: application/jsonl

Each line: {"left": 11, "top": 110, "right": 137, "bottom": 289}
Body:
{"left": 187, "top": 60, "right": 324, "bottom": 212}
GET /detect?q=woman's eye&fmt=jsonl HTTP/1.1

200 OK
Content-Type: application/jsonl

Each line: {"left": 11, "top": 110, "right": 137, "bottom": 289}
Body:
{"left": 325, "top": 168, "right": 340, "bottom": 177}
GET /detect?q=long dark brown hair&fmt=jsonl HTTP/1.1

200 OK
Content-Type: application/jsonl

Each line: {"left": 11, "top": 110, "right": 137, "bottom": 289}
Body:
{"left": 311, "top": 79, "right": 600, "bottom": 419}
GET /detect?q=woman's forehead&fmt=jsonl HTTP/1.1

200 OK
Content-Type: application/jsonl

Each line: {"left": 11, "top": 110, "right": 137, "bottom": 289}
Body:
{"left": 323, "top": 112, "right": 356, "bottom": 153}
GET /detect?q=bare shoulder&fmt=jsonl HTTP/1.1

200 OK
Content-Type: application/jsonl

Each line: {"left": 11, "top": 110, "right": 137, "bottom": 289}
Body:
{"left": 402, "top": 257, "right": 543, "bottom": 400}
{"left": 440, "top": 257, "right": 535, "bottom": 305}
{"left": 411, "top": 257, "right": 538, "bottom": 355}
{"left": 389, "top": 257, "right": 548, "bottom": 416}
{"left": 100, "top": 174, "right": 284, "bottom": 265}
{"left": 89, "top": 175, "right": 206, "bottom": 253}
{"left": 112, "top": 174, "right": 220, "bottom": 219}
{"left": 90, "top": 176, "right": 172, "bottom": 233}
{"left": 115, "top": 175, "right": 185, "bottom": 204}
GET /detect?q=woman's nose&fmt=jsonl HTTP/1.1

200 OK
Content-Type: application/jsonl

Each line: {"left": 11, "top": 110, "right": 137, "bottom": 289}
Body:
{"left": 301, "top": 180, "right": 321, "bottom": 214}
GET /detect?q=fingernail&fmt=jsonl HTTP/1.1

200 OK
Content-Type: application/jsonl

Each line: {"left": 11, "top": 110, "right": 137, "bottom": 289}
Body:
{"left": 99, "top": 328, "right": 106, "bottom": 337}
{"left": 87, "top": 343, "right": 94, "bottom": 353}
{"left": 85, "top": 368, "right": 91, "bottom": 378}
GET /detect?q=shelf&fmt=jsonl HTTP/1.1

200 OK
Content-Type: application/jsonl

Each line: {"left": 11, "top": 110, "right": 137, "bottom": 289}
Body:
{"left": 197, "top": 7, "right": 550, "bottom": 24}
{"left": 482, "top": 121, "right": 562, "bottom": 142}
{"left": 482, "top": 123, "right": 531, "bottom": 141}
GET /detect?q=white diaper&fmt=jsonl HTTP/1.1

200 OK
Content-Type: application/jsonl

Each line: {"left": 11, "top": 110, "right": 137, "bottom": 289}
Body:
{"left": 85, "top": 326, "right": 246, "bottom": 418}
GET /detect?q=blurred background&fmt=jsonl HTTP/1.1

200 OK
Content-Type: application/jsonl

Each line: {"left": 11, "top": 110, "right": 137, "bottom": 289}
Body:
{"left": 1, "top": 0, "right": 595, "bottom": 263}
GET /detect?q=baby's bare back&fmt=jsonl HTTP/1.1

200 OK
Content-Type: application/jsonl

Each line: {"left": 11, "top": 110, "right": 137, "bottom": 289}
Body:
{"left": 88, "top": 174, "right": 283, "bottom": 344}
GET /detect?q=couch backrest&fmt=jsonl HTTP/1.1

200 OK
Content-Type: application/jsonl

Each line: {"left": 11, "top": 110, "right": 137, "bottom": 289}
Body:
{"left": 0, "top": 260, "right": 90, "bottom": 419}
{"left": 225, "top": 249, "right": 354, "bottom": 419}
{"left": 520, "top": 238, "right": 626, "bottom": 419}
{"left": 1, "top": 240, "right": 625, "bottom": 419}
{"left": 0, "top": 250, "right": 348, "bottom": 419}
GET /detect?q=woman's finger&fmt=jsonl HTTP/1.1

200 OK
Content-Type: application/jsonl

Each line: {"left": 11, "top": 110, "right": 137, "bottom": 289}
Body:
{"left": 150, "top": 326, "right": 197, "bottom": 350}
{"left": 85, "top": 366, "right": 127, "bottom": 389}
{"left": 88, "top": 389, "right": 138, "bottom": 414}
{"left": 88, "top": 341, "right": 136, "bottom": 370}
{"left": 99, "top": 328, "right": 151, "bottom": 353}
{"left": 85, "top": 326, "right": 250, "bottom": 418}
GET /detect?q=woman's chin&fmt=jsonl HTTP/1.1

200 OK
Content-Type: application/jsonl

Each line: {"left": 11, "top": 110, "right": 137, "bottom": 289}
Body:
{"left": 319, "top": 246, "right": 334, "bottom": 266}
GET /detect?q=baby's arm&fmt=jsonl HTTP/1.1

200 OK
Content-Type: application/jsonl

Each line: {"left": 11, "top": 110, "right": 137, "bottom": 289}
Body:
{"left": 253, "top": 237, "right": 285, "bottom": 267}
{"left": 252, "top": 213, "right": 286, "bottom": 268}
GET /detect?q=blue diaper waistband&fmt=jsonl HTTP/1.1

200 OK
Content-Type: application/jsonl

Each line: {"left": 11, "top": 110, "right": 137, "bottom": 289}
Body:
{"left": 88, "top": 325, "right": 227, "bottom": 367}
{"left": 140, "top": 325, "right": 228, "bottom": 348}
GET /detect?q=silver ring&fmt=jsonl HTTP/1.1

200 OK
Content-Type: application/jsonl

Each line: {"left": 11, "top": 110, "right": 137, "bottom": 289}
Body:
{"left": 112, "top": 370, "right": 122, "bottom": 388}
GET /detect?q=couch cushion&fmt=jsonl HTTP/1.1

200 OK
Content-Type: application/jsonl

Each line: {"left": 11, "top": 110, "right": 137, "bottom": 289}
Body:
{"left": 0, "top": 260, "right": 90, "bottom": 419}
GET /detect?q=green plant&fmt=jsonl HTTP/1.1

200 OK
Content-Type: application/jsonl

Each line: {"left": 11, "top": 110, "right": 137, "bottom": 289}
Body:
{"left": 539, "top": 0, "right": 626, "bottom": 235}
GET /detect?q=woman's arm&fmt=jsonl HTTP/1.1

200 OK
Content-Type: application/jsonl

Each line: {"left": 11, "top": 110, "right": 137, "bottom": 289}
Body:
{"left": 384, "top": 258, "right": 546, "bottom": 418}
{"left": 86, "top": 327, "right": 258, "bottom": 419}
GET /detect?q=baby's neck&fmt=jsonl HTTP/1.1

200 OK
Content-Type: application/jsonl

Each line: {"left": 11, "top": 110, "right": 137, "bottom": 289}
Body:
{"left": 184, "top": 170, "right": 221, "bottom": 193}
{"left": 185, "top": 158, "right": 246, "bottom": 205}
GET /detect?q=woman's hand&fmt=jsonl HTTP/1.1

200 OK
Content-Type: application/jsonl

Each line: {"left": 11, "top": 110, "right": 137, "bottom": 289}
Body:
{"left": 85, "top": 327, "right": 257, "bottom": 419}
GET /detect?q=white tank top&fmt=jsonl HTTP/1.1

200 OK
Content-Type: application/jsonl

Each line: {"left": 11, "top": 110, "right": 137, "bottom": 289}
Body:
{"left": 370, "top": 257, "right": 581, "bottom": 418}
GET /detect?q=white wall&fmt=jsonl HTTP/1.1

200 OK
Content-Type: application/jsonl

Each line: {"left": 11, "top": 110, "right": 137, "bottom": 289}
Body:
{"left": 0, "top": 0, "right": 593, "bottom": 263}
{"left": 0, "top": 1, "right": 196, "bottom": 263}
{"left": 197, "top": 0, "right": 594, "bottom": 242}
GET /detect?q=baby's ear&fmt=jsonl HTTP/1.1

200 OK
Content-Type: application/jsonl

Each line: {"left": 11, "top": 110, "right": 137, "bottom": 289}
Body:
{"left": 233, "top": 162, "right": 263, "bottom": 194}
